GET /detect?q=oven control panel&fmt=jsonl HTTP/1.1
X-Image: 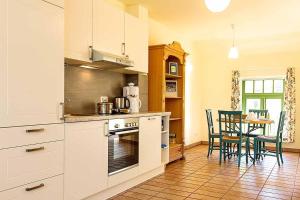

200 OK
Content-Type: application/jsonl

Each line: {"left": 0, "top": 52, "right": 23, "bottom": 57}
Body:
{"left": 109, "top": 118, "right": 139, "bottom": 131}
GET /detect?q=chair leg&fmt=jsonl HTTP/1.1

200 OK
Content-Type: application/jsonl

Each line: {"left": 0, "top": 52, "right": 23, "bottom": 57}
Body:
{"left": 238, "top": 142, "right": 242, "bottom": 167}
{"left": 276, "top": 143, "right": 281, "bottom": 166}
{"left": 246, "top": 139, "right": 249, "bottom": 164}
{"left": 253, "top": 139, "right": 257, "bottom": 165}
{"left": 223, "top": 142, "right": 227, "bottom": 161}
{"left": 219, "top": 141, "right": 222, "bottom": 165}
{"left": 279, "top": 142, "right": 284, "bottom": 164}
{"left": 210, "top": 138, "right": 214, "bottom": 155}
{"left": 207, "top": 137, "right": 211, "bottom": 157}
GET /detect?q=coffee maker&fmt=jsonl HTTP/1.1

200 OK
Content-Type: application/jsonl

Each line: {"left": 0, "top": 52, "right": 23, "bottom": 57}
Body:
{"left": 123, "top": 83, "right": 141, "bottom": 113}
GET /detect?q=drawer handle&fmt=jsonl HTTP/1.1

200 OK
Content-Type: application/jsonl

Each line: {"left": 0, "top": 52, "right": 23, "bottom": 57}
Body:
{"left": 148, "top": 117, "right": 156, "bottom": 120}
{"left": 26, "top": 128, "right": 45, "bottom": 133}
{"left": 25, "top": 183, "right": 45, "bottom": 191}
{"left": 25, "top": 146, "right": 45, "bottom": 152}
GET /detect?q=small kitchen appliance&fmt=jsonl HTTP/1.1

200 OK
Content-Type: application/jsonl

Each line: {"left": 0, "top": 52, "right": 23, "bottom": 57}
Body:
{"left": 113, "top": 97, "right": 130, "bottom": 113}
{"left": 123, "top": 83, "right": 141, "bottom": 113}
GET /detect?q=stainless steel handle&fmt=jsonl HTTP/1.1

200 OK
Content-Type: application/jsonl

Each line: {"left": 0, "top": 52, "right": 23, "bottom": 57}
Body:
{"left": 59, "top": 102, "right": 64, "bottom": 120}
{"left": 89, "top": 46, "right": 93, "bottom": 61}
{"left": 25, "top": 146, "right": 45, "bottom": 152}
{"left": 121, "top": 43, "right": 125, "bottom": 55}
{"left": 113, "top": 129, "right": 139, "bottom": 135}
{"left": 25, "top": 183, "right": 44, "bottom": 191}
{"left": 104, "top": 122, "right": 109, "bottom": 137}
{"left": 148, "top": 117, "right": 157, "bottom": 120}
{"left": 26, "top": 128, "right": 45, "bottom": 133}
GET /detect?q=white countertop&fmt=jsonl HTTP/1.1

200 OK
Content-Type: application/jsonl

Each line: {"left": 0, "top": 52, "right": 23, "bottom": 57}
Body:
{"left": 64, "top": 112, "right": 171, "bottom": 123}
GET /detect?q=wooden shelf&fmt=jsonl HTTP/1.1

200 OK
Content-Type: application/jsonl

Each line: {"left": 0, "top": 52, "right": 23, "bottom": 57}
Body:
{"left": 165, "top": 96, "right": 182, "bottom": 99}
{"left": 170, "top": 118, "right": 182, "bottom": 121}
{"left": 165, "top": 73, "right": 182, "bottom": 79}
{"left": 169, "top": 143, "right": 182, "bottom": 148}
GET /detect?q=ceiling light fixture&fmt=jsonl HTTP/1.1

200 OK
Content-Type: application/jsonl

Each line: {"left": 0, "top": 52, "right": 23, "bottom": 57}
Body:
{"left": 228, "top": 24, "right": 239, "bottom": 59}
{"left": 204, "top": 0, "right": 231, "bottom": 13}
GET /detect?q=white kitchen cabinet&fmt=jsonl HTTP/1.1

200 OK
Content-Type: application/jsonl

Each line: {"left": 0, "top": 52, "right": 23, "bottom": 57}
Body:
{"left": 125, "top": 13, "right": 148, "bottom": 73}
{"left": 64, "top": 0, "right": 93, "bottom": 62}
{"left": 93, "top": 0, "right": 124, "bottom": 57}
{"left": 0, "top": 0, "right": 64, "bottom": 127}
{"left": 46, "top": 0, "right": 64, "bottom": 8}
{"left": 0, "top": 175, "right": 63, "bottom": 200}
{"left": 0, "top": 141, "right": 64, "bottom": 191}
{"left": 139, "top": 116, "right": 162, "bottom": 174}
{"left": 64, "top": 121, "right": 109, "bottom": 200}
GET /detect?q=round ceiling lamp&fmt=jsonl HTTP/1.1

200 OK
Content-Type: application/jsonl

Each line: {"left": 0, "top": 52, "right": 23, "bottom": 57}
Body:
{"left": 204, "top": 0, "right": 231, "bottom": 13}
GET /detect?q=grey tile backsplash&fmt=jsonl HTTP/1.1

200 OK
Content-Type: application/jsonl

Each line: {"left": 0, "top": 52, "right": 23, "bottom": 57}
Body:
{"left": 65, "top": 66, "right": 148, "bottom": 114}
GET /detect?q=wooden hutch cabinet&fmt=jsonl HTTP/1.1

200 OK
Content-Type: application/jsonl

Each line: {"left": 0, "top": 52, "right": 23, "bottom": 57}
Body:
{"left": 148, "top": 41, "right": 186, "bottom": 163}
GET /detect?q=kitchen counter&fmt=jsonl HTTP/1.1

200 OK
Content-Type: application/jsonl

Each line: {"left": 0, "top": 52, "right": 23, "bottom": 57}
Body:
{"left": 64, "top": 112, "right": 171, "bottom": 123}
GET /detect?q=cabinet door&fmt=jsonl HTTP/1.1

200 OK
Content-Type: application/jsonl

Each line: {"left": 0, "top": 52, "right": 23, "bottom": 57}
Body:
{"left": 93, "top": 0, "right": 124, "bottom": 56}
{"left": 64, "top": 0, "right": 92, "bottom": 62}
{"left": 64, "top": 121, "right": 109, "bottom": 200}
{"left": 0, "top": 0, "right": 64, "bottom": 127}
{"left": 125, "top": 13, "right": 148, "bottom": 73}
{"left": 139, "top": 116, "right": 161, "bottom": 174}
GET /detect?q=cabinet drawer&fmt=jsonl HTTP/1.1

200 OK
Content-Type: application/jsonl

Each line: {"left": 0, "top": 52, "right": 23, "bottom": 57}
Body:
{"left": 0, "top": 124, "right": 64, "bottom": 149}
{"left": 0, "top": 175, "right": 63, "bottom": 200}
{"left": 0, "top": 141, "right": 64, "bottom": 191}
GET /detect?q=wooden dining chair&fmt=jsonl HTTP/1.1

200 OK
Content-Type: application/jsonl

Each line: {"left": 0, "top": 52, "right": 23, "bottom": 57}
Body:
{"left": 247, "top": 109, "right": 269, "bottom": 137}
{"left": 218, "top": 110, "right": 250, "bottom": 167}
{"left": 254, "top": 111, "right": 286, "bottom": 166}
{"left": 205, "top": 109, "right": 220, "bottom": 157}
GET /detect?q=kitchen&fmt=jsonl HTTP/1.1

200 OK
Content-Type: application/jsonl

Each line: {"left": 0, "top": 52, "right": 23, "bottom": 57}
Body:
{"left": 2, "top": 0, "right": 300, "bottom": 199}
{"left": 0, "top": 0, "right": 173, "bottom": 199}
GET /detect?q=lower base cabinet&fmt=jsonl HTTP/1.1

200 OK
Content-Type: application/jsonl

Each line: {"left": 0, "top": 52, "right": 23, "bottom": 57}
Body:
{"left": 139, "top": 116, "right": 162, "bottom": 174}
{"left": 0, "top": 175, "right": 63, "bottom": 200}
{"left": 64, "top": 121, "right": 108, "bottom": 200}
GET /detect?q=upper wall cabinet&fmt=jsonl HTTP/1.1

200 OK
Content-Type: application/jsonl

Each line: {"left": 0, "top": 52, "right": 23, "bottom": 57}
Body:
{"left": 46, "top": 0, "right": 64, "bottom": 8}
{"left": 125, "top": 13, "right": 148, "bottom": 73}
{"left": 0, "top": 0, "right": 64, "bottom": 127}
{"left": 93, "top": 0, "right": 124, "bottom": 57}
{"left": 64, "top": 0, "right": 148, "bottom": 73}
{"left": 64, "top": 0, "right": 93, "bottom": 62}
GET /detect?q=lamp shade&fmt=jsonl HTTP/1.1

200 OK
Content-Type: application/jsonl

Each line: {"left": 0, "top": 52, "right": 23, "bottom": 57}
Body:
{"left": 228, "top": 46, "right": 239, "bottom": 59}
{"left": 204, "top": 0, "right": 231, "bottom": 13}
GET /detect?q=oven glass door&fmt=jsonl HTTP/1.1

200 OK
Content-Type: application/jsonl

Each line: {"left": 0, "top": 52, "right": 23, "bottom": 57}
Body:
{"left": 108, "top": 129, "right": 139, "bottom": 175}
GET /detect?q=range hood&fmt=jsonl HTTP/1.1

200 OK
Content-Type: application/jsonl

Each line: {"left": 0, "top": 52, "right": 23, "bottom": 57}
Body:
{"left": 65, "top": 48, "right": 134, "bottom": 70}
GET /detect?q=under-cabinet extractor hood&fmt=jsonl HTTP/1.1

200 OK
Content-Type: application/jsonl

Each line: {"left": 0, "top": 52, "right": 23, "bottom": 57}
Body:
{"left": 65, "top": 47, "right": 134, "bottom": 70}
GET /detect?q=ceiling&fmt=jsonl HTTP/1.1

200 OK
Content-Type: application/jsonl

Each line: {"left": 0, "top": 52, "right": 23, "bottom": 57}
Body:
{"left": 119, "top": 0, "right": 300, "bottom": 41}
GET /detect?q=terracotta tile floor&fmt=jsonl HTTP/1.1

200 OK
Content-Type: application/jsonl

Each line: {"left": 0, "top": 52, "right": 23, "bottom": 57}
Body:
{"left": 110, "top": 145, "right": 300, "bottom": 200}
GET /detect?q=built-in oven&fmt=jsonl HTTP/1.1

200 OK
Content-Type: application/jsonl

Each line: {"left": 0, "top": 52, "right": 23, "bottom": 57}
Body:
{"left": 108, "top": 118, "right": 139, "bottom": 176}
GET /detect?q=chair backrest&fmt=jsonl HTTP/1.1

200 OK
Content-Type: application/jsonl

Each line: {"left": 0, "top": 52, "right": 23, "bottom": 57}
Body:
{"left": 248, "top": 109, "right": 269, "bottom": 130}
{"left": 276, "top": 111, "right": 286, "bottom": 141}
{"left": 248, "top": 109, "right": 268, "bottom": 118}
{"left": 205, "top": 109, "right": 215, "bottom": 136}
{"left": 218, "top": 110, "right": 243, "bottom": 140}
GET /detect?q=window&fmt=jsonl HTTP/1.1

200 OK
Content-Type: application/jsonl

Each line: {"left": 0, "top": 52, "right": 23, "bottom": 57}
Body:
{"left": 242, "top": 79, "right": 284, "bottom": 136}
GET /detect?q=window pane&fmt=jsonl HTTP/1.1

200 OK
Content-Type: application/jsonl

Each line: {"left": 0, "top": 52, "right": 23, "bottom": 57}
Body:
{"left": 265, "top": 99, "right": 282, "bottom": 136}
{"left": 264, "top": 80, "right": 273, "bottom": 93}
{"left": 254, "top": 80, "right": 263, "bottom": 93}
{"left": 274, "top": 80, "right": 284, "bottom": 93}
{"left": 246, "top": 99, "right": 261, "bottom": 113}
{"left": 245, "top": 81, "right": 253, "bottom": 93}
